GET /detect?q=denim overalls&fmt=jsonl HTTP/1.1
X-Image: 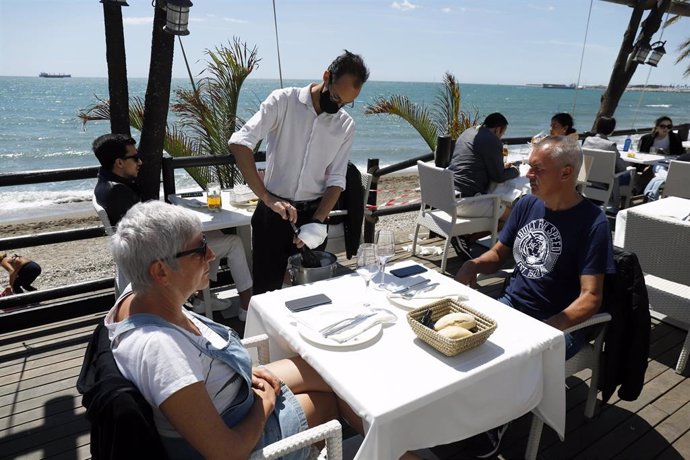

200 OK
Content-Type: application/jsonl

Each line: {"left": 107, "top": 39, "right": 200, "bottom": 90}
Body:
{"left": 111, "top": 310, "right": 309, "bottom": 460}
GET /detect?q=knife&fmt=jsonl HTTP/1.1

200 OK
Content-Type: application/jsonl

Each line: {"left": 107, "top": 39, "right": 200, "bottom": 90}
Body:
{"left": 391, "top": 278, "right": 431, "bottom": 294}
{"left": 322, "top": 312, "right": 377, "bottom": 337}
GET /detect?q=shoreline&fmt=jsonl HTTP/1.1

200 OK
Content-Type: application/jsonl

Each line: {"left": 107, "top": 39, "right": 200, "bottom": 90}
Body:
{"left": 0, "top": 174, "right": 421, "bottom": 291}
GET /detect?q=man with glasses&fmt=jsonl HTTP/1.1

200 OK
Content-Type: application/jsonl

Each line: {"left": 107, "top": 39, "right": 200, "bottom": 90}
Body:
{"left": 93, "top": 134, "right": 253, "bottom": 317}
{"left": 228, "top": 50, "right": 369, "bottom": 295}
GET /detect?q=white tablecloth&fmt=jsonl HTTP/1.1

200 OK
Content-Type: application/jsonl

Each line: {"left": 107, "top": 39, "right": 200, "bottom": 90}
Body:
{"left": 619, "top": 151, "right": 671, "bottom": 165}
{"left": 614, "top": 197, "right": 690, "bottom": 248}
{"left": 168, "top": 191, "right": 254, "bottom": 231}
{"left": 245, "top": 263, "right": 565, "bottom": 459}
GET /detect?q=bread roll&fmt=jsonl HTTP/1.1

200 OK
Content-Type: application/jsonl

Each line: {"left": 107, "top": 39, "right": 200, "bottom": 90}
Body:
{"left": 437, "top": 325, "right": 473, "bottom": 340}
{"left": 434, "top": 312, "right": 476, "bottom": 331}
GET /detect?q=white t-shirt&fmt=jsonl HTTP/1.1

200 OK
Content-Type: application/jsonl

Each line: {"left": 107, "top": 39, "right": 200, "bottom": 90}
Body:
{"left": 104, "top": 305, "right": 242, "bottom": 438}
{"left": 652, "top": 135, "right": 670, "bottom": 151}
{"left": 229, "top": 84, "right": 354, "bottom": 201}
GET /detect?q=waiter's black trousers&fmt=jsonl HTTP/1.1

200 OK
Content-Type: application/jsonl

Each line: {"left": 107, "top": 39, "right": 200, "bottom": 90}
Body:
{"left": 251, "top": 201, "right": 327, "bottom": 295}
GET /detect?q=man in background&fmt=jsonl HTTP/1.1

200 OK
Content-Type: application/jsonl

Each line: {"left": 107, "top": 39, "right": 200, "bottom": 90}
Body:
{"left": 92, "top": 134, "right": 252, "bottom": 318}
{"left": 447, "top": 112, "right": 519, "bottom": 260}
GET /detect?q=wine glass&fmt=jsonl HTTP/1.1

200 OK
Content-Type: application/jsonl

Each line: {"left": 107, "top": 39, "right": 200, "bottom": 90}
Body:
{"left": 356, "top": 243, "right": 379, "bottom": 308}
{"left": 375, "top": 229, "right": 395, "bottom": 290}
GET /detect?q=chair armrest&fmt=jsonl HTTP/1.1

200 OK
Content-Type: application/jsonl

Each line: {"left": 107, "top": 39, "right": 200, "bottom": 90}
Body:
{"left": 455, "top": 193, "right": 502, "bottom": 204}
{"left": 563, "top": 312, "right": 612, "bottom": 334}
{"left": 328, "top": 210, "right": 348, "bottom": 217}
{"left": 241, "top": 334, "right": 270, "bottom": 365}
{"left": 249, "top": 419, "right": 342, "bottom": 460}
{"left": 614, "top": 170, "right": 631, "bottom": 179}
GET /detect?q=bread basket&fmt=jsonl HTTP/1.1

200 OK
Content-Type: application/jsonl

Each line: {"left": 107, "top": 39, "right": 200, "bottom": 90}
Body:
{"left": 407, "top": 298, "right": 497, "bottom": 357}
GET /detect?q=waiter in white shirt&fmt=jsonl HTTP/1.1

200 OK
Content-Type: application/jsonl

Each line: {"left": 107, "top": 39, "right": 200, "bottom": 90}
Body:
{"left": 228, "top": 50, "right": 369, "bottom": 295}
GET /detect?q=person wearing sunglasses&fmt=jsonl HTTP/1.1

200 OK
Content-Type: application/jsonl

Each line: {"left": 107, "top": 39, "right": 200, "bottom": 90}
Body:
{"left": 93, "top": 134, "right": 253, "bottom": 317}
{"left": 228, "top": 50, "right": 370, "bottom": 295}
{"left": 101, "top": 200, "right": 366, "bottom": 460}
{"left": 638, "top": 116, "right": 684, "bottom": 155}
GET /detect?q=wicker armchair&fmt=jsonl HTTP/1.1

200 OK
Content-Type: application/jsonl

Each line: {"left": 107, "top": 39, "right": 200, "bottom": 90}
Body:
{"left": 245, "top": 334, "right": 343, "bottom": 460}
{"left": 623, "top": 209, "right": 690, "bottom": 374}
{"left": 662, "top": 160, "right": 690, "bottom": 199}
{"left": 92, "top": 195, "right": 128, "bottom": 295}
{"left": 525, "top": 313, "right": 612, "bottom": 460}
{"left": 413, "top": 161, "right": 501, "bottom": 273}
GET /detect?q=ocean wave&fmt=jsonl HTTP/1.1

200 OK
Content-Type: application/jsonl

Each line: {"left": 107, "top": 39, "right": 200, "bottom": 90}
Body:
{"left": 43, "top": 149, "right": 91, "bottom": 157}
{"left": 0, "top": 190, "right": 93, "bottom": 211}
{"left": 0, "top": 153, "right": 24, "bottom": 159}
{"left": 645, "top": 104, "right": 671, "bottom": 108}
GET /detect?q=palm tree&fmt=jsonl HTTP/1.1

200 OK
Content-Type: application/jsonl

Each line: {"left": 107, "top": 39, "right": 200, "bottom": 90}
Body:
{"left": 364, "top": 72, "right": 479, "bottom": 152}
{"left": 80, "top": 38, "right": 260, "bottom": 190}
{"left": 677, "top": 36, "right": 690, "bottom": 77}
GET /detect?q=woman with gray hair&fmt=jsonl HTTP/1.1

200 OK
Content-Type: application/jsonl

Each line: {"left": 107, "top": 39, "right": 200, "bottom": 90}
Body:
{"left": 104, "top": 200, "right": 362, "bottom": 460}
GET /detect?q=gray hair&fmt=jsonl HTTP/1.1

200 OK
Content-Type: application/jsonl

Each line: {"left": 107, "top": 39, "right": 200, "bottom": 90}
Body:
{"left": 537, "top": 135, "right": 583, "bottom": 180}
{"left": 111, "top": 200, "right": 202, "bottom": 292}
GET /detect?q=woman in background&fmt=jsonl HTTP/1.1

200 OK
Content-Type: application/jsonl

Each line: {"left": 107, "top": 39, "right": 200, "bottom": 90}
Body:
{"left": 638, "top": 116, "right": 684, "bottom": 155}
{"left": 550, "top": 113, "right": 578, "bottom": 140}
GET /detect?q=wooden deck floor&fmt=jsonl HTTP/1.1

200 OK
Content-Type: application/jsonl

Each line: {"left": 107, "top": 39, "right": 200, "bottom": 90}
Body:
{"left": 1, "top": 235, "right": 688, "bottom": 460}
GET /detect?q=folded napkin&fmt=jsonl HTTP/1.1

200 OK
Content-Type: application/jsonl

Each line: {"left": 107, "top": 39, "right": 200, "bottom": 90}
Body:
{"left": 383, "top": 274, "right": 429, "bottom": 294}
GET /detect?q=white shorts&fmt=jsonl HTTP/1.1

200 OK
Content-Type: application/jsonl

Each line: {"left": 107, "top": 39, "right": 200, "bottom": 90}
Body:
{"left": 206, "top": 231, "right": 253, "bottom": 292}
{"left": 455, "top": 196, "right": 505, "bottom": 218}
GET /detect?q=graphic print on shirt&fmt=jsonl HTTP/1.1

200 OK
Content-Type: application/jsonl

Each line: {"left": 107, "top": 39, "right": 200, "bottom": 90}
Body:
{"left": 513, "top": 218, "right": 562, "bottom": 279}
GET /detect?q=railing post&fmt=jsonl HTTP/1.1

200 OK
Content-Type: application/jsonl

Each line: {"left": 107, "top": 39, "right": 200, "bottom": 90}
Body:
{"left": 162, "top": 153, "right": 176, "bottom": 203}
{"left": 364, "top": 158, "right": 379, "bottom": 243}
{"left": 435, "top": 135, "right": 453, "bottom": 168}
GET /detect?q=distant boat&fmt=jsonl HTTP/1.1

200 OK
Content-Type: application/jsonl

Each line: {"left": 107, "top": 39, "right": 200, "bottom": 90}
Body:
{"left": 39, "top": 73, "right": 71, "bottom": 78}
{"left": 541, "top": 83, "right": 575, "bottom": 89}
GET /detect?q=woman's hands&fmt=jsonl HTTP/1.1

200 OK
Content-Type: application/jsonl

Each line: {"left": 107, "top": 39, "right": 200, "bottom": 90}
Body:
{"left": 252, "top": 367, "right": 282, "bottom": 418}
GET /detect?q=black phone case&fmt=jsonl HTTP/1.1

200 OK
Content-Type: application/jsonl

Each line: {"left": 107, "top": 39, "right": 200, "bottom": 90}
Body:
{"left": 390, "top": 265, "right": 428, "bottom": 278}
{"left": 285, "top": 294, "right": 332, "bottom": 312}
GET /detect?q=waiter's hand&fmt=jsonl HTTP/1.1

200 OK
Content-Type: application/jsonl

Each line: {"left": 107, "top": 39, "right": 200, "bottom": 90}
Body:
{"left": 263, "top": 194, "right": 297, "bottom": 223}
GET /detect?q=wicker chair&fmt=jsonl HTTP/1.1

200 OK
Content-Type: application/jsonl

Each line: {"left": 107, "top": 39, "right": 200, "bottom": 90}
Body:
{"left": 525, "top": 312, "right": 612, "bottom": 460}
{"left": 245, "top": 334, "right": 343, "bottom": 460}
{"left": 413, "top": 161, "right": 501, "bottom": 273}
{"left": 581, "top": 147, "right": 633, "bottom": 207}
{"left": 662, "top": 160, "right": 690, "bottom": 199}
{"left": 622, "top": 209, "right": 690, "bottom": 375}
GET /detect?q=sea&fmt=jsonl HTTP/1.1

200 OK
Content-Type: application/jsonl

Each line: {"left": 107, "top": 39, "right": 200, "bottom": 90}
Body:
{"left": 1, "top": 76, "right": 689, "bottom": 224}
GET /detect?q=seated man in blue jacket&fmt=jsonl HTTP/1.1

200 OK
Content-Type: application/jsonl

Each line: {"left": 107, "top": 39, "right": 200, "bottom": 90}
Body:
{"left": 454, "top": 136, "right": 616, "bottom": 458}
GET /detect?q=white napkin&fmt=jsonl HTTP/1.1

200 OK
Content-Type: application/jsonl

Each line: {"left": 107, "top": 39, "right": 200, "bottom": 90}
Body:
{"left": 168, "top": 195, "right": 207, "bottom": 208}
{"left": 295, "top": 308, "right": 394, "bottom": 343}
{"left": 298, "top": 222, "right": 328, "bottom": 249}
{"left": 383, "top": 274, "right": 429, "bottom": 294}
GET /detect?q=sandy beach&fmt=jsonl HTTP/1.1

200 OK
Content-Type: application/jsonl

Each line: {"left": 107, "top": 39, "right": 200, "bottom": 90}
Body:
{"left": 0, "top": 174, "right": 421, "bottom": 291}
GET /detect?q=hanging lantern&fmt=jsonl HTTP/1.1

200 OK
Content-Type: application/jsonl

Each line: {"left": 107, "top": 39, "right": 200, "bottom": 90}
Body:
{"left": 631, "top": 43, "right": 651, "bottom": 64}
{"left": 163, "top": 0, "right": 193, "bottom": 36}
{"left": 100, "top": 0, "right": 129, "bottom": 5}
{"left": 646, "top": 41, "right": 666, "bottom": 67}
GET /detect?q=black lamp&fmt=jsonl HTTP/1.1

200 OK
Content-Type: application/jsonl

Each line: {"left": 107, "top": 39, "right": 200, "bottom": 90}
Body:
{"left": 631, "top": 43, "right": 651, "bottom": 64}
{"left": 162, "top": 0, "right": 193, "bottom": 36}
{"left": 646, "top": 41, "right": 667, "bottom": 67}
{"left": 99, "top": 0, "right": 129, "bottom": 5}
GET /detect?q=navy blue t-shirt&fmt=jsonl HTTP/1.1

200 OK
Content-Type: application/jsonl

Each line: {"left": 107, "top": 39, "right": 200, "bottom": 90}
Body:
{"left": 499, "top": 195, "right": 616, "bottom": 320}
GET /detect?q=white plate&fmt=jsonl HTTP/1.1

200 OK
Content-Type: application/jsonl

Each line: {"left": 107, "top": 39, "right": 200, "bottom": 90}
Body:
{"left": 296, "top": 310, "right": 382, "bottom": 349}
{"left": 386, "top": 292, "right": 467, "bottom": 310}
{"left": 230, "top": 199, "right": 259, "bottom": 208}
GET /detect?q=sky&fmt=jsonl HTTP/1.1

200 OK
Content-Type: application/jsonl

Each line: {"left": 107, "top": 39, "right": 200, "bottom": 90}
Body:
{"left": 1, "top": 0, "right": 689, "bottom": 86}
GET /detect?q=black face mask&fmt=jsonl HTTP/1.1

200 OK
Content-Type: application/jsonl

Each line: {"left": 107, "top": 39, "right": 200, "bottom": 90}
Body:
{"left": 319, "top": 89, "right": 341, "bottom": 114}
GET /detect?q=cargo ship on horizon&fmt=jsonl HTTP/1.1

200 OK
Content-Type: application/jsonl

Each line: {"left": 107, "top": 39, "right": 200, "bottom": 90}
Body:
{"left": 39, "top": 72, "right": 71, "bottom": 78}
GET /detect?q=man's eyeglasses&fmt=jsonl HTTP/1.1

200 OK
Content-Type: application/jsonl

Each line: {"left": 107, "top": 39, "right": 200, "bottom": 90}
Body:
{"left": 658, "top": 124, "right": 672, "bottom": 129}
{"left": 328, "top": 83, "right": 355, "bottom": 109}
{"left": 122, "top": 153, "right": 142, "bottom": 162}
{"left": 174, "top": 236, "right": 207, "bottom": 259}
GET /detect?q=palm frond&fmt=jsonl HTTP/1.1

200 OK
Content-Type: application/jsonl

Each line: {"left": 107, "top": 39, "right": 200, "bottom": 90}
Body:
{"left": 676, "top": 36, "right": 690, "bottom": 78}
{"left": 365, "top": 96, "right": 438, "bottom": 151}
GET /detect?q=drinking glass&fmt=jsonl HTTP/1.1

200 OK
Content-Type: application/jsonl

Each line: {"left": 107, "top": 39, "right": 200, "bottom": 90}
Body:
{"left": 356, "top": 243, "right": 379, "bottom": 308}
{"left": 206, "top": 182, "right": 222, "bottom": 212}
{"left": 375, "top": 229, "right": 395, "bottom": 290}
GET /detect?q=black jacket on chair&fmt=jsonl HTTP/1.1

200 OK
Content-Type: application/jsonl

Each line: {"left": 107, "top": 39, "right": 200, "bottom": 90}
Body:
{"left": 77, "top": 321, "right": 168, "bottom": 460}
{"left": 599, "top": 248, "right": 651, "bottom": 404}
{"left": 330, "top": 162, "right": 365, "bottom": 259}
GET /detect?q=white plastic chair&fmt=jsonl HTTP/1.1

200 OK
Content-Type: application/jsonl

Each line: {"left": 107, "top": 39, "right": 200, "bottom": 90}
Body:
{"left": 413, "top": 161, "right": 500, "bottom": 273}
{"left": 245, "top": 334, "right": 343, "bottom": 460}
{"left": 326, "top": 172, "right": 373, "bottom": 254}
{"left": 581, "top": 148, "right": 631, "bottom": 206}
{"left": 623, "top": 209, "right": 690, "bottom": 375}
{"left": 92, "top": 195, "right": 128, "bottom": 296}
{"left": 525, "top": 312, "right": 612, "bottom": 460}
{"left": 662, "top": 160, "right": 690, "bottom": 199}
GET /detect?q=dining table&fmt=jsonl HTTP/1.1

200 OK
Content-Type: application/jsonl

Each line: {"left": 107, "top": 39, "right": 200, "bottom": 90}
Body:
{"left": 614, "top": 196, "right": 690, "bottom": 248}
{"left": 619, "top": 150, "right": 672, "bottom": 166}
{"left": 245, "top": 262, "right": 566, "bottom": 459}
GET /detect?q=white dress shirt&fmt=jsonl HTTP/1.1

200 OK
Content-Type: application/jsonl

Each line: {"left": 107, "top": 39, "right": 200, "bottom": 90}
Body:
{"left": 229, "top": 84, "right": 354, "bottom": 201}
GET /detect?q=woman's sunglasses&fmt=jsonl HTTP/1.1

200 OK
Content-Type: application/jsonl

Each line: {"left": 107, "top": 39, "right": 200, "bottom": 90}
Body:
{"left": 174, "top": 236, "right": 207, "bottom": 259}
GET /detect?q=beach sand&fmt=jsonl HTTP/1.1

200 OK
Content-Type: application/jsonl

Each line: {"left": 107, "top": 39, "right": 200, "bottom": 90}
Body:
{"left": 0, "top": 175, "right": 421, "bottom": 291}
